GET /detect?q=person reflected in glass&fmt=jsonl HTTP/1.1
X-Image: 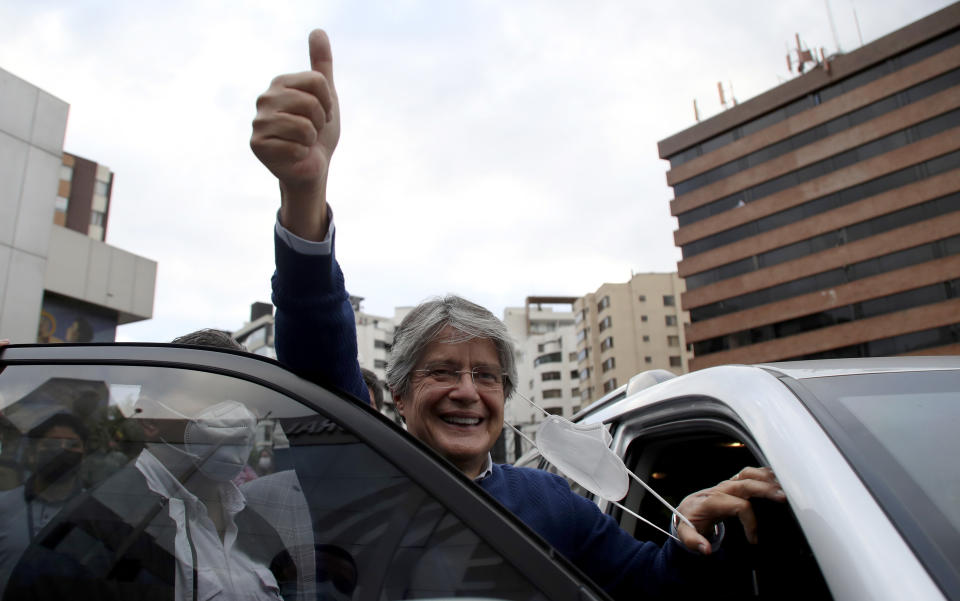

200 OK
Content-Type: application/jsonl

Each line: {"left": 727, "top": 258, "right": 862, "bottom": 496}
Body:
{"left": 0, "top": 412, "right": 87, "bottom": 592}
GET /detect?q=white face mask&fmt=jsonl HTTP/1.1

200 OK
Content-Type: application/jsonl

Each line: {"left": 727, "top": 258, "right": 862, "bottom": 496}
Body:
{"left": 535, "top": 415, "right": 629, "bottom": 501}
{"left": 149, "top": 399, "right": 256, "bottom": 483}
{"left": 184, "top": 400, "right": 256, "bottom": 482}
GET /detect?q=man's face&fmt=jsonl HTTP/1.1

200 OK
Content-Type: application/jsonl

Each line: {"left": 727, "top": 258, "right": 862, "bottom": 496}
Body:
{"left": 395, "top": 326, "right": 505, "bottom": 478}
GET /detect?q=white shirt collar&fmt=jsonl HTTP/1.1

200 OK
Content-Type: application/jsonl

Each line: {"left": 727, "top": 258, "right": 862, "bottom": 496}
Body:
{"left": 473, "top": 454, "right": 494, "bottom": 482}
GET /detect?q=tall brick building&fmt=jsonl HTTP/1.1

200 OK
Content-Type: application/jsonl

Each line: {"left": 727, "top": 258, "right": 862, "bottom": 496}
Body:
{"left": 659, "top": 4, "right": 960, "bottom": 370}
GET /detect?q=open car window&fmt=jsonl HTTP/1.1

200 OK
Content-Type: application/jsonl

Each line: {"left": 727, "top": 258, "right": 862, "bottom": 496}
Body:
{"left": 610, "top": 412, "right": 833, "bottom": 601}
{"left": 0, "top": 346, "right": 598, "bottom": 601}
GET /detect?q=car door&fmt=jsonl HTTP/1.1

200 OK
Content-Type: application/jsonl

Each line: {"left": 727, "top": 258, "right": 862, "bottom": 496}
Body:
{"left": 0, "top": 343, "right": 606, "bottom": 601}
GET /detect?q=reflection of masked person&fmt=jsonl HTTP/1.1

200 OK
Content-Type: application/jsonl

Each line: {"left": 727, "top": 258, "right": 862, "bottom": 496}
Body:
{"left": 5, "top": 399, "right": 298, "bottom": 601}
{"left": 0, "top": 413, "right": 87, "bottom": 592}
{"left": 143, "top": 399, "right": 256, "bottom": 485}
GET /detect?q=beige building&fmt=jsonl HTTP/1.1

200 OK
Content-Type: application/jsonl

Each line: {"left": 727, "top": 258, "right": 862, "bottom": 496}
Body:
{"left": 503, "top": 299, "right": 579, "bottom": 423}
{"left": 574, "top": 273, "right": 690, "bottom": 405}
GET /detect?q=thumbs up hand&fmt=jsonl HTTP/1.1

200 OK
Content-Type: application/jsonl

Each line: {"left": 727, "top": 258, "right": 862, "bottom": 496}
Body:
{"left": 251, "top": 29, "right": 339, "bottom": 241}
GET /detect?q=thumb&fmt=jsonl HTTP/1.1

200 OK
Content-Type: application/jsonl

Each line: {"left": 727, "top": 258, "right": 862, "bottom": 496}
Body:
{"left": 309, "top": 29, "right": 335, "bottom": 85}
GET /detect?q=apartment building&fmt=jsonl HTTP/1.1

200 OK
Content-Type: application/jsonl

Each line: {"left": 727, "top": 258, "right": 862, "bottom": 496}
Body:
{"left": 503, "top": 299, "right": 579, "bottom": 423}
{"left": 574, "top": 273, "right": 690, "bottom": 405}
{"left": 658, "top": 4, "right": 960, "bottom": 370}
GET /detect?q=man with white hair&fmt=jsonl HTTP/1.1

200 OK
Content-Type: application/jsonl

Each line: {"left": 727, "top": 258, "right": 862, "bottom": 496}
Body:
{"left": 252, "top": 28, "right": 787, "bottom": 600}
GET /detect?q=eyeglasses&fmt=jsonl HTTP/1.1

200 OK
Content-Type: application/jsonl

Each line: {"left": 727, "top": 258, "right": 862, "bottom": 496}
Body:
{"left": 413, "top": 367, "right": 507, "bottom": 391}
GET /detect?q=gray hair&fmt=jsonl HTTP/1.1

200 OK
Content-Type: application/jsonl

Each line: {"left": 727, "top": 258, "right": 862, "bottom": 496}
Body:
{"left": 386, "top": 295, "right": 517, "bottom": 401}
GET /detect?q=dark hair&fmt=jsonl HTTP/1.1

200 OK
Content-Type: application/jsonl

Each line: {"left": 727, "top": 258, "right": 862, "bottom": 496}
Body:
{"left": 172, "top": 329, "right": 245, "bottom": 351}
{"left": 28, "top": 412, "right": 89, "bottom": 444}
{"left": 360, "top": 368, "right": 383, "bottom": 410}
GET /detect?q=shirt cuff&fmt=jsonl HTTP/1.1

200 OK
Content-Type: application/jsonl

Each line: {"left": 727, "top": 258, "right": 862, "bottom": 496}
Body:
{"left": 274, "top": 207, "right": 335, "bottom": 255}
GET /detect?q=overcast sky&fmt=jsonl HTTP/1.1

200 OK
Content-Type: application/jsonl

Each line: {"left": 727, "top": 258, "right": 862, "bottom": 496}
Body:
{"left": 0, "top": 0, "right": 953, "bottom": 341}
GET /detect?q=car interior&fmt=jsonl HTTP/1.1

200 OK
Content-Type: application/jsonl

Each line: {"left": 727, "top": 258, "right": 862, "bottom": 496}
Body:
{"left": 616, "top": 426, "right": 834, "bottom": 601}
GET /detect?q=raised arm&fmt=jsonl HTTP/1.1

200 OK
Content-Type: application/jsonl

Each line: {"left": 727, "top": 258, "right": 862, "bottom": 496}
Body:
{"left": 251, "top": 30, "right": 368, "bottom": 403}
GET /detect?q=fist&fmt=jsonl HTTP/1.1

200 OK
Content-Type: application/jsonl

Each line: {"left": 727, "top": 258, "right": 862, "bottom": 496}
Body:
{"left": 251, "top": 29, "right": 340, "bottom": 193}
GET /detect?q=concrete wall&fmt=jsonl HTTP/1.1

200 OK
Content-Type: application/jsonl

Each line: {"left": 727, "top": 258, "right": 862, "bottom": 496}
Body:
{"left": 0, "top": 67, "right": 69, "bottom": 342}
{"left": 44, "top": 225, "right": 156, "bottom": 324}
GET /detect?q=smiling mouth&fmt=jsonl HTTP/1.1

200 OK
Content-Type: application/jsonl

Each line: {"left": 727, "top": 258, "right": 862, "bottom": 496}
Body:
{"left": 441, "top": 416, "right": 481, "bottom": 426}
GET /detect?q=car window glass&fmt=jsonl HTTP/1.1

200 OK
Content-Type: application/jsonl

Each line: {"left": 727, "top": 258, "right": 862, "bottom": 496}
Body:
{"left": 0, "top": 362, "right": 551, "bottom": 601}
{"left": 801, "top": 370, "right": 960, "bottom": 591}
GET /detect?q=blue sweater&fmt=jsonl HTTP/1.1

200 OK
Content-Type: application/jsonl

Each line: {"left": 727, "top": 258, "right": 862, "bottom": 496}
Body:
{"left": 272, "top": 230, "right": 718, "bottom": 599}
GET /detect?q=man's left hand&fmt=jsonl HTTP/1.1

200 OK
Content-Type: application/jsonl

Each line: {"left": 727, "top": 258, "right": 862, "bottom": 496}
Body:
{"left": 675, "top": 466, "right": 786, "bottom": 554}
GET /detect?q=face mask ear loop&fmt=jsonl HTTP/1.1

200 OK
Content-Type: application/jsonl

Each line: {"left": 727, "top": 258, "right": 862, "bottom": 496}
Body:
{"left": 512, "top": 391, "right": 551, "bottom": 418}
{"left": 611, "top": 500, "right": 681, "bottom": 543}
{"left": 625, "top": 470, "right": 697, "bottom": 532}
{"left": 503, "top": 421, "right": 538, "bottom": 449}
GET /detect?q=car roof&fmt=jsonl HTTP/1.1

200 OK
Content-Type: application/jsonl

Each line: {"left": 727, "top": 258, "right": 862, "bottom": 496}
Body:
{"left": 756, "top": 355, "right": 960, "bottom": 380}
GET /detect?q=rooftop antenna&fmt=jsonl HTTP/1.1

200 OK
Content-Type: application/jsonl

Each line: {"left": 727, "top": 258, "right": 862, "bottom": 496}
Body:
{"left": 693, "top": 98, "right": 700, "bottom": 122}
{"left": 851, "top": 0, "right": 864, "bottom": 47}
{"left": 825, "top": 0, "right": 842, "bottom": 53}
{"left": 717, "top": 81, "right": 727, "bottom": 110}
{"left": 787, "top": 33, "right": 817, "bottom": 74}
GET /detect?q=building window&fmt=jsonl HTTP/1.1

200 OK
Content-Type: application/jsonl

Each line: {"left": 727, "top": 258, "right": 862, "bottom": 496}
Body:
{"left": 571, "top": 393, "right": 579, "bottom": 402}
{"left": 669, "top": 356, "right": 683, "bottom": 367}
{"left": 638, "top": 295, "right": 646, "bottom": 302}
{"left": 541, "top": 371, "right": 561, "bottom": 381}
{"left": 90, "top": 210, "right": 105, "bottom": 226}
{"left": 568, "top": 352, "right": 578, "bottom": 362}
{"left": 644, "top": 356, "right": 652, "bottom": 364}
{"left": 641, "top": 315, "right": 648, "bottom": 322}
{"left": 374, "top": 359, "right": 388, "bottom": 368}
{"left": 543, "top": 390, "right": 563, "bottom": 400}
{"left": 59, "top": 165, "right": 73, "bottom": 181}
{"left": 545, "top": 405, "right": 563, "bottom": 414}
{"left": 534, "top": 351, "right": 562, "bottom": 366}
{"left": 576, "top": 328, "right": 590, "bottom": 343}
{"left": 603, "top": 378, "right": 618, "bottom": 393}
{"left": 54, "top": 196, "right": 68, "bottom": 212}
{"left": 600, "top": 336, "right": 614, "bottom": 352}
{"left": 94, "top": 180, "right": 110, "bottom": 196}
{"left": 667, "top": 335, "right": 680, "bottom": 347}
{"left": 598, "top": 316, "right": 612, "bottom": 332}
{"left": 597, "top": 296, "right": 610, "bottom": 312}
{"left": 579, "top": 367, "right": 591, "bottom": 380}
{"left": 601, "top": 357, "right": 616, "bottom": 372}
{"left": 575, "top": 308, "right": 587, "bottom": 325}
{"left": 642, "top": 335, "right": 650, "bottom": 342}
{"left": 374, "top": 339, "right": 391, "bottom": 350}
{"left": 570, "top": 370, "right": 579, "bottom": 379}
{"left": 663, "top": 295, "right": 675, "bottom": 307}
{"left": 577, "top": 348, "right": 591, "bottom": 362}
{"left": 665, "top": 315, "right": 678, "bottom": 326}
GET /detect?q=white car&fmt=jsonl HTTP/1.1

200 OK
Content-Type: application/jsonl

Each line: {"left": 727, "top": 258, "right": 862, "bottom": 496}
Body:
{"left": 516, "top": 357, "right": 960, "bottom": 601}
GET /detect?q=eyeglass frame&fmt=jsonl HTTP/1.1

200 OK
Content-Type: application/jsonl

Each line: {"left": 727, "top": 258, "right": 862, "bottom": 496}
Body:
{"left": 412, "top": 366, "right": 509, "bottom": 391}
